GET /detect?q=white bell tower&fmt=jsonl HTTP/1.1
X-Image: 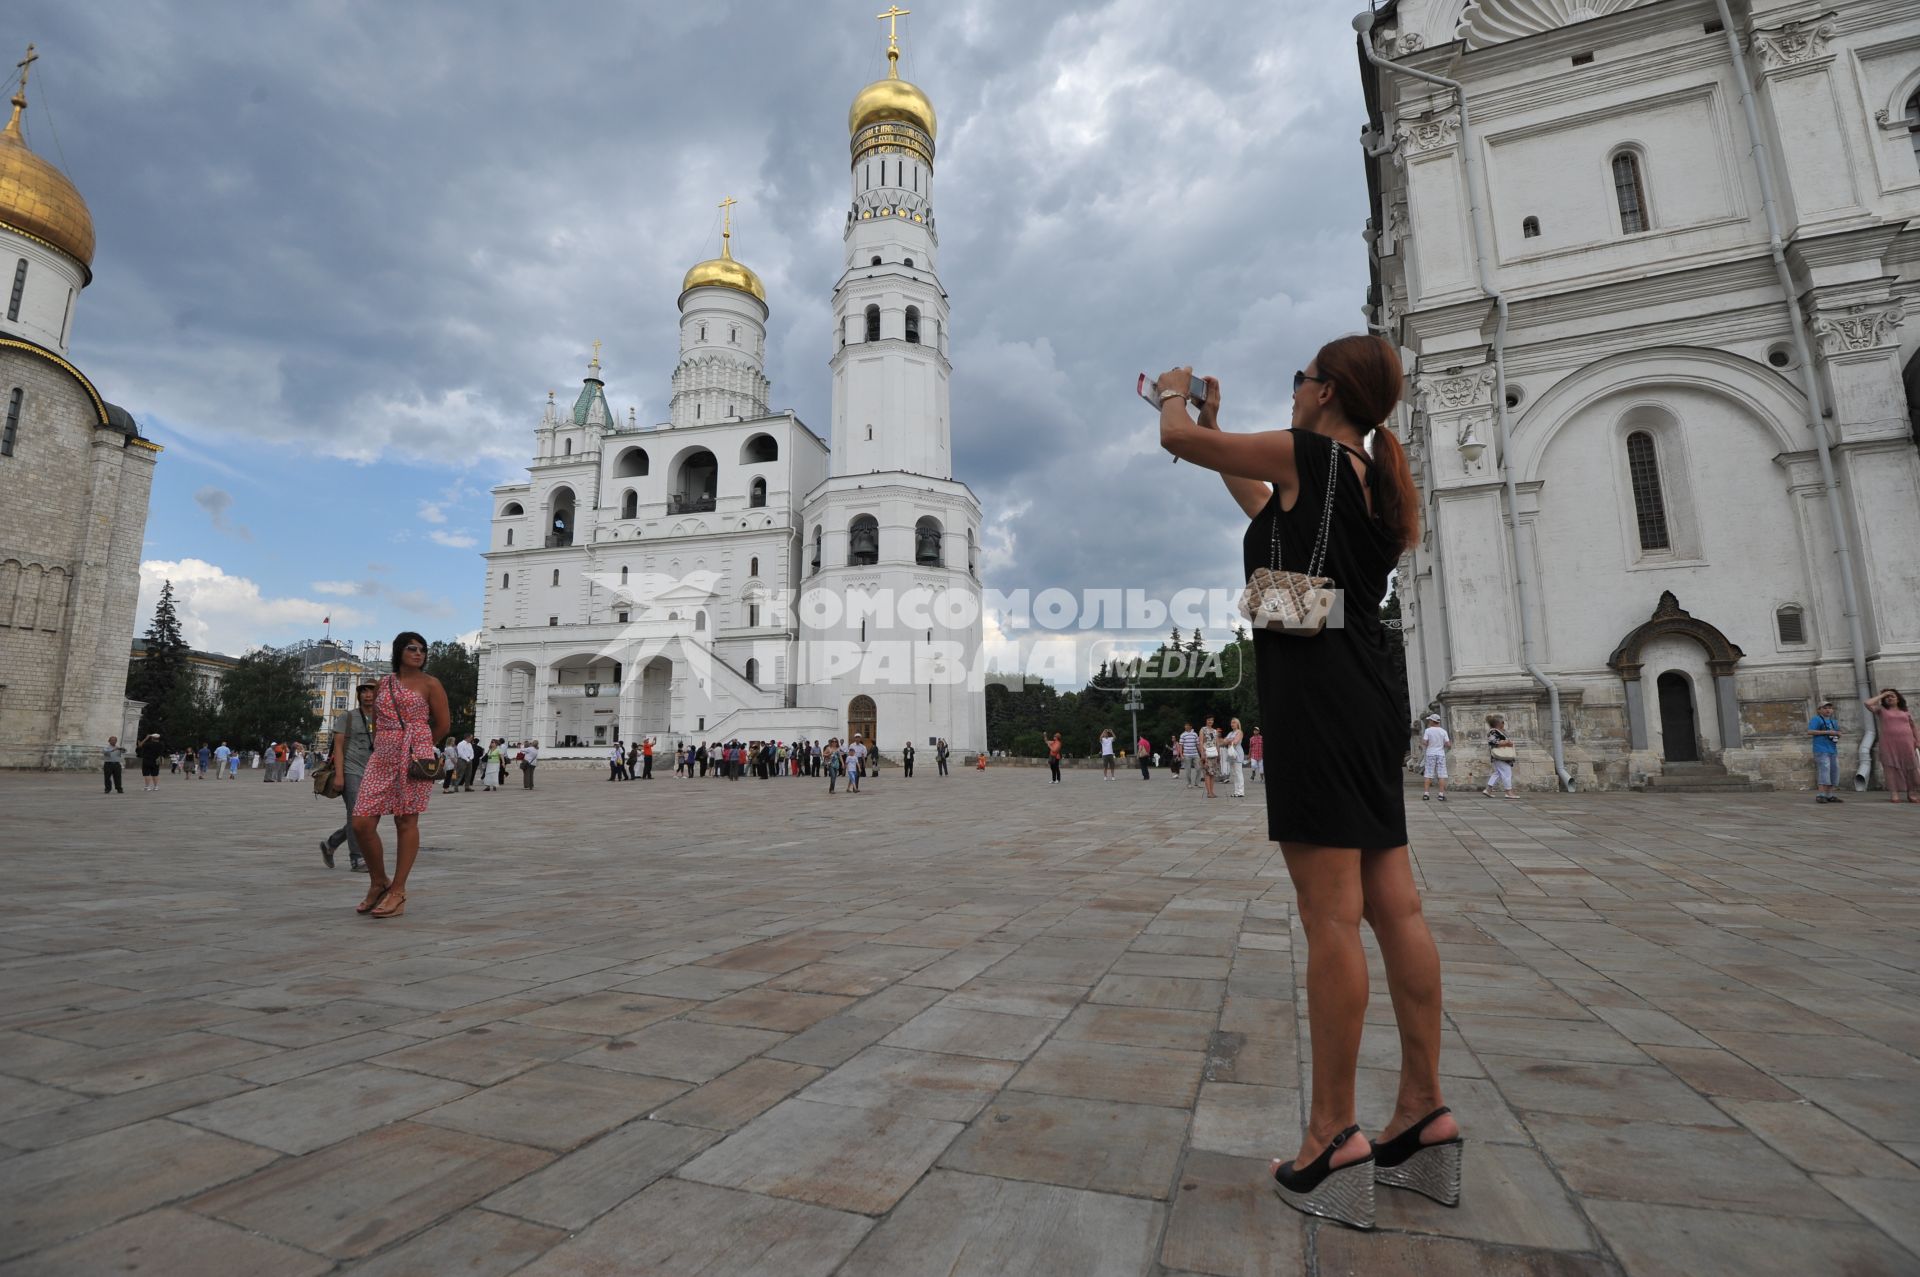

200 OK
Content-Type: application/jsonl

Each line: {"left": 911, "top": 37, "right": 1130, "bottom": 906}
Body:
{"left": 800, "top": 9, "right": 984, "bottom": 754}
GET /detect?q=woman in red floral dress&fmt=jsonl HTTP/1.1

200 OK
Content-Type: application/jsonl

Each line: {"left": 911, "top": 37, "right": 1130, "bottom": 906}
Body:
{"left": 351, "top": 631, "right": 450, "bottom": 918}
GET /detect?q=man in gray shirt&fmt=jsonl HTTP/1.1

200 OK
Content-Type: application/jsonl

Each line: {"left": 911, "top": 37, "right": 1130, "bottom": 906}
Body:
{"left": 321, "top": 684, "right": 378, "bottom": 871}
{"left": 101, "top": 736, "right": 126, "bottom": 795}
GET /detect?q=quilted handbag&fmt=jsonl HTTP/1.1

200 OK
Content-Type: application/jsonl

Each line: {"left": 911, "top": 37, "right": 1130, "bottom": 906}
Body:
{"left": 1240, "top": 436, "right": 1341, "bottom": 636}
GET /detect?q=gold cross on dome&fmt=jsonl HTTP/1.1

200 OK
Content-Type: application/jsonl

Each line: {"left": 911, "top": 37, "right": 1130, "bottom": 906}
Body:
{"left": 877, "top": 6, "right": 910, "bottom": 64}
{"left": 590, "top": 339, "right": 602, "bottom": 370}
{"left": 14, "top": 44, "right": 35, "bottom": 91}
{"left": 718, "top": 194, "right": 737, "bottom": 240}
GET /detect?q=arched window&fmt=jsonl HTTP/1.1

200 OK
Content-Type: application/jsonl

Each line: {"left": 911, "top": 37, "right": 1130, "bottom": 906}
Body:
{"left": 811, "top": 525, "right": 822, "bottom": 575}
{"left": 501, "top": 502, "right": 524, "bottom": 516}
{"left": 620, "top": 565, "right": 628, "bottom": 584}
{"left": 730, "top": 326, "right": 737, "bottom": 344}
{"left": 745, "top": 658, "right": 759, "bottom": 685}
{"left": 750, "top": 556, "right": 759, "bottom": 577}
{"left": 7, "top": 259, "right": 25, "bottom": 323}
{"left": 1, "top": 386, "right": 19, "bottom": 458}
{"left": 551, "top": 568, "right": 561, "bottom": 586}
{"left": 904, "top": 257, "right": 914, "bottom": 268}
{"left": 905, "top": 306, "right": 921, "bottom": 344}
{"left": 967, "top": 528, "right": 977, "bottom": 578}
{"left": 503, "top": 527, "right": 513, "bottom": 547}
{"left": 749, "top": 477, "right": 767, "bottom": 508}
{"left": 615, "top": 447, "right": 649, "bottom": 477}
{"left": 502, "top": 573, "right": 509, "bottom": 588}
{"left": 915, "top": 515, "right": 943, "bottom": 566}
{"left": 871, "top": 255, "right": 882, "bottom": 266}
{"left": 695, "top": 610, "right": 706, "bottom": 631}
{"left": 698, "top": 324, "right": 707, "bottom": 341}
{"left": 622, "top": 489, "right": 638, "bottom": 519}
{"left": 1612, "top": 150, "right": 1650, "bottom": 234}
{"left": 747, "top": 601, "right": 760, "bottom": 627}
{"left": 741, "top": 434, "right": 778, "bottom": 464}
{"left": 1908, "top": 87, "right": 1920, "bottom": 167}
{"left": 1625, "top": 430, "right": 1671, "bottom": 551}
{"left": 1776, "top": 605, "right": 1806, "bottom": 645}
{"left": 848, "top": 514, "right": 879, "bottom": 566}
{"left": 1522, "top": 216, "right": 1541, "bottom": 239}
{"left": 865, "top": 304, "right": 881, "bottom": 342}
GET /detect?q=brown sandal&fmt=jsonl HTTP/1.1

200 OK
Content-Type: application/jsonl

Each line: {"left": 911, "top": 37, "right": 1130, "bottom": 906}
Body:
{"left": 370, "top": 889, "right": 407, "bottom": 918}
{"left": 356, "top": 884, "right": 391, "bottom": 914}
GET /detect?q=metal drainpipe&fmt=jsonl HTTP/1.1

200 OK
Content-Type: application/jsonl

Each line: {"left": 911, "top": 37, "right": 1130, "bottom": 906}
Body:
{"left": 1713, "top": 0, "right": 1876, "bottom": 786}
{"left": 1356, "top": 13, "right": 1574, "bottom": 790}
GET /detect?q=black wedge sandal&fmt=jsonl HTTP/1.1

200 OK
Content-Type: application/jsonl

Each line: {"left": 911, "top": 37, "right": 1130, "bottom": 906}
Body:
{"left": 1372, "top": 1107, "right": 1464, "bottom": 1207}
{"left": 1271, "top": 1125, "right": 1375, "bottom": 1229}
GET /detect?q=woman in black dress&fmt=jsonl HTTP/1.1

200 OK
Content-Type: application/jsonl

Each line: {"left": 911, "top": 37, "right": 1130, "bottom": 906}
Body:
{"left": 1158, "top": 336, "right": 1461, "bottom": 1229}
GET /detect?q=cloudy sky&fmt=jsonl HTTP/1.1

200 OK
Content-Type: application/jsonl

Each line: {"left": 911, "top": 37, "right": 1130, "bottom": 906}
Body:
{"left": 14, "top": 0, "right": 1377, "bottom": 659}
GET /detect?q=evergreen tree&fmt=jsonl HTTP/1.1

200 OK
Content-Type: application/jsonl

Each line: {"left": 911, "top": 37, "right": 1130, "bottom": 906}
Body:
{"left": 1187, "top": 627, "right": 1204, "bottom": 652}
{"left": 128, "top": 581, "right": 193, "bottom": 741}
{"left": 216, "top": 649, "right": 320, "bottom": 750}
{"left": 427, "top": 639, "right": 479, "bottom": 738}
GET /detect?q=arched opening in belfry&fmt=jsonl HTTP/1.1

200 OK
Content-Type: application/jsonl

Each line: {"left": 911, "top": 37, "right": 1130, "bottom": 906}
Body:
{"left": 848, "top": 514, "right": 879, "bottom": 566}
{"left": 547, "top": 486, "right": 577, "bottom": 548}
{"left": 670, "top": 449, "right": 717, "bottom": 514}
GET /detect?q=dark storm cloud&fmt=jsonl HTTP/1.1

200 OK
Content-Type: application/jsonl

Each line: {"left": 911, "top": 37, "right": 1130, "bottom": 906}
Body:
{"left": 20, "top": 0, "right": 1376, "bottom": 636}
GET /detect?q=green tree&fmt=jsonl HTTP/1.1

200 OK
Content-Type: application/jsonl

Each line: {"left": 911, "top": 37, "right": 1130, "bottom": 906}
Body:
{"left": 128, "top": 581, "right": 194, "bottom": 741}
{"left": 216, "top": 650, "right": 320, "bottom": 750}
{"left": 428, "top": 639, "right": 479, "bottom": 737}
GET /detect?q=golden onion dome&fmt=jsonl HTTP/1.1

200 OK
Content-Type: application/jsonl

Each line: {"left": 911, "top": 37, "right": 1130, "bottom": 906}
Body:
{"left": 0, "top": 68, "right": 95, "bottom": 277}
{"left": 679, "top": 236, "right": 766, "bottom": 305}
{"left": 849, "top": 58, "right": 936, "bottom": 140}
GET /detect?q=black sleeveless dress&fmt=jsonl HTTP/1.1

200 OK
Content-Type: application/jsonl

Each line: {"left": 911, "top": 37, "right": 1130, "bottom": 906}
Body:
{"left": 1244, "top": 429, "right": 1407, "bottom": 849}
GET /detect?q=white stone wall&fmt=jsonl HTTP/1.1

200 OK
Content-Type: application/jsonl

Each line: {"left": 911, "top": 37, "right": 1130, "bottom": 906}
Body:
{"left": 0, "top": 234, "right": 86, "bottom": 357}
{"left": 1368, "top": 0, "right": 1920, "bottom": 788}
{"left": 0, "top": 348, "right": 155, "bottom": 768}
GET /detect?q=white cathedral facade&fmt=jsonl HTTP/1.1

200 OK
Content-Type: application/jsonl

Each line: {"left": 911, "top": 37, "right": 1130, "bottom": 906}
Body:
{"left": 475, "top": 36, "right": 984, "bottom": 756}
{"left": 1363, "top": 0, "right": 1920, "bottom": 789}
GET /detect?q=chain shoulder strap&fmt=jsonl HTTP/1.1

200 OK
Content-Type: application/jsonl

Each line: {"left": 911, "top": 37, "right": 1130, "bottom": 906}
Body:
{"left": 1270, "top": 435, "right": 1341, "bottom": 577}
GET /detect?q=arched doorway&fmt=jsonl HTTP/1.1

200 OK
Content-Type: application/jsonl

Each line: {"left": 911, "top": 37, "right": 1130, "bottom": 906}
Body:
{"left": 847, "top": 694, "right": 876, "bottom": 750}
{"left": 640, "top": 658, "right": 672, "bottom": 737}
{"left": 1655, "top": 672, "right": 1699, "bottom": 762}
{"left": 1606, "top": 592, "right": 1745, "bottom": 756}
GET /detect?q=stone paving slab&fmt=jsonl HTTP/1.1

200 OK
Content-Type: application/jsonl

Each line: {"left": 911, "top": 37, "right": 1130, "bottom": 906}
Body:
{"left": 4, "top": 768, "right": 1920, "bottom": 1273}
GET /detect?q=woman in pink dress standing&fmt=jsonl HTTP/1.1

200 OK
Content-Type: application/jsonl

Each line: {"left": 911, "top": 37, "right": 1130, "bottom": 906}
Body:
{"left": 351, "top": 631, "right": 450, "bottom": 917}
{"left": 1865, "top": 689, "right": 1917, "bottom": 803}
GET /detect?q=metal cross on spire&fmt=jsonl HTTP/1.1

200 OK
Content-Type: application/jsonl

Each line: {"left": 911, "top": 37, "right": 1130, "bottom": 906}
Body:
{"left": 8, "top": 42, "right": 35, "bottom": 126}
{"left": 718, "top": 194, "right": 738, "bottom": 257}
{"left": 876, "top": 6, "right": 910, "bottom": 72}
{"left": 589, "top": 339, "right": 602, "bottom": 372}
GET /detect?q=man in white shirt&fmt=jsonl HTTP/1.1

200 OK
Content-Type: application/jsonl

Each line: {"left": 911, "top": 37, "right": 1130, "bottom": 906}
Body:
{"left": 848, "top": 738, "right": 867, "bottom": 793}
{"left": 455, "top": 736, "right": 476, "bottom": 790}
{"left": 1179, "top": 724, "right": 1201, "bottom": 788}
{"left": 521, "top": 741, "right": 539, "bottom": 789}
{"left": 1421, "top": 713, "right": 1452, "bottom": 802}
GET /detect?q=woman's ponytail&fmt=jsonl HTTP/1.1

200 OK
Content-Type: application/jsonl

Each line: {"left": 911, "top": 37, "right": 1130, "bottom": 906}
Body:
{"left": 1313, "top": 334, "right": 1421, "bottom": 553}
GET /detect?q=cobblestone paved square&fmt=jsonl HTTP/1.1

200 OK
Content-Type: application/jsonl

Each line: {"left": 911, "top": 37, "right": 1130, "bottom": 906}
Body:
{"left": 3, "top": 765, "right": 1918, "bottom": 1274}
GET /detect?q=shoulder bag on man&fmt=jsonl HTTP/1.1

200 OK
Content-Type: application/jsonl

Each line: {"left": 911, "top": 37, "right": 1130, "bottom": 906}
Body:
{"left": 1240, "top": 437, "right": 1341, "bottom": 636}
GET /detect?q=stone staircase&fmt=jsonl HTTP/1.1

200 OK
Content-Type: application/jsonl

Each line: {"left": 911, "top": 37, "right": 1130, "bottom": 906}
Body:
{"left": 1639, "top": 761, "right": 1773, "bottom": 793}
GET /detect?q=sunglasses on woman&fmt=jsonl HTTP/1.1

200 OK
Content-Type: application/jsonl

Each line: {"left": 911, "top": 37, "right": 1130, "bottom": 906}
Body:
{"left": 1293, "top": 370, "right": 1333, "bottom": 391}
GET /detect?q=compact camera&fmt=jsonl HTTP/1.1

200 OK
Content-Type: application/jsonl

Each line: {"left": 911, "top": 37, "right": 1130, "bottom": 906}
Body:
{"left": 1136, "top": 371, "right": 1213, "bottom": 413}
